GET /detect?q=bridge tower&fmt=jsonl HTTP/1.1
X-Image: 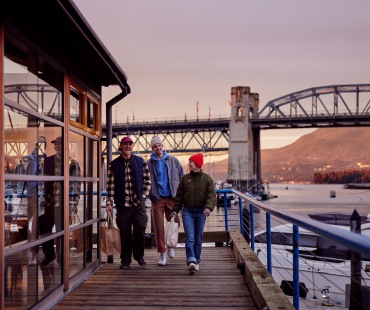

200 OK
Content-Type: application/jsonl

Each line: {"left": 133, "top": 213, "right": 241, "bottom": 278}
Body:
{"left": 227, "top": 86, "right": 259, "bottom": 192}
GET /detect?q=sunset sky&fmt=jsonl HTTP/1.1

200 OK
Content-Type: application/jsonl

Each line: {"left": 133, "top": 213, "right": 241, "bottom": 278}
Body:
{"left": 74, "top": 0, "right": 370, "bottom": 149}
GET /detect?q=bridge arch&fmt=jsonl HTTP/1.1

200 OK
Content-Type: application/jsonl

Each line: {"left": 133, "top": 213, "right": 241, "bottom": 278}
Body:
{"left": 253, "top": 84, "right": 370, "bottom": 128}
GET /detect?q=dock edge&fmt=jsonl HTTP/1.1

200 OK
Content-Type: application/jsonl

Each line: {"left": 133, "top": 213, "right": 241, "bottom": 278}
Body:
{"left": 229, "top": 230, "right": 294, "bottom": 310}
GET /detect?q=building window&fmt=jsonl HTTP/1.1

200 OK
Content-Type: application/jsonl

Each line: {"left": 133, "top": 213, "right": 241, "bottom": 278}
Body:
{"left": 69, "top": 81, "right": 99, "bottom": 136}
{"left": 3, "top": 30, "right": 101, "bottom": 308}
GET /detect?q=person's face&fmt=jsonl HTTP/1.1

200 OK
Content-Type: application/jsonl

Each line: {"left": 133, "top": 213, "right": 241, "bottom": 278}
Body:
{"left": 188, "top": 160, "right": 197, "bottom": 172}
{"left": 152, "top": 143, "right": 163, "bottom": 157}
{"left": 53, "top": 141, "right": 62, "bottom": 155}
{"left": 121, "top": 141, "right": 133, "bottom": 156}
{"left": 21, "top": 158, "right": 29, "bottom": 167}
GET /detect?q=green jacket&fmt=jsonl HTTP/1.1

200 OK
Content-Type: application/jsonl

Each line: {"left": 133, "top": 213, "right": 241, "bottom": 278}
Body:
{"left": 173, "top": 170, "right": 216, "bottom": 213}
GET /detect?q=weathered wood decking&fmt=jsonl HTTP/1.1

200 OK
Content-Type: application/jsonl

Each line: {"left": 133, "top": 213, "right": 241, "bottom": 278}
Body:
{"left": 53, "top": 246, "right": 258, "bottom": 309}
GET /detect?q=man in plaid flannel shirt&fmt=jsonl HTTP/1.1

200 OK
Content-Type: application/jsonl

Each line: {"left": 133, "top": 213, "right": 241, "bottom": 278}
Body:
{"left": 106, "top": 136, "right": 151, "bottom": 269}
{"left": 40, "top": 136, "right": 81, "bottom": 267}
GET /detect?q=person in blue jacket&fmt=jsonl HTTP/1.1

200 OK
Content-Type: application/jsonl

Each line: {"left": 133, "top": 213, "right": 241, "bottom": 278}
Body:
{"left": 147, "top": 136, "right": 183, "bottom": 266}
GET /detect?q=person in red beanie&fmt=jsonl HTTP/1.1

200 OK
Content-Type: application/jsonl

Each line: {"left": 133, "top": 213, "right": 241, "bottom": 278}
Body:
{"left": 172, "top": 153, "right": 216, "bottom": 274}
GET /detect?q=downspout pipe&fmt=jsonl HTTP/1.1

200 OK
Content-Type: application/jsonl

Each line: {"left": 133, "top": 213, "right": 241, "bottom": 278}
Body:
{"left": 106, "top": 89, "right": 129, "bottom": 164}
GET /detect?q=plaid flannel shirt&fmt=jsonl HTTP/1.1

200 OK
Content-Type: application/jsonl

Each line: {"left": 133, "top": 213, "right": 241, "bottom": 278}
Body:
{"left": 45, "top": 156, "right": 81, "bottom": 208}
{"left": 106, "top": 158, "right": 150, "bottom": 207}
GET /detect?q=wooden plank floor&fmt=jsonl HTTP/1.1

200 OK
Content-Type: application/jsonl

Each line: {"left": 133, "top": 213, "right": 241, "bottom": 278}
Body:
{"left": 53, "top": 246, "right": 258, "bottom": 309}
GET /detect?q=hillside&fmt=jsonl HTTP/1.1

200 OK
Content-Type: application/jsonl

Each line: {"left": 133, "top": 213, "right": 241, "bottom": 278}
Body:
{"left": 206, "top": 127, "right": 370, "bottom": 183}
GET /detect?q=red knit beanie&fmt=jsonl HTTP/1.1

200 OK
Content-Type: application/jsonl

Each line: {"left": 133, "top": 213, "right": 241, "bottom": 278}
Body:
{"left": 189, "top": 153, "right": 203, "bottom": 168}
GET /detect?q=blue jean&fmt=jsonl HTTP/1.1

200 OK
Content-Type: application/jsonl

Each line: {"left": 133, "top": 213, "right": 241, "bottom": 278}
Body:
{"left": 182, "top": 207, "right": 206, "bottom": 265}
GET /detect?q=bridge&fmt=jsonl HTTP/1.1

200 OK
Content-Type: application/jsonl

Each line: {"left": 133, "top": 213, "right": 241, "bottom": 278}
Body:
{"left": 102, "top": 84, "right": 370, "bottom": 155}
{"left": 103, "top": 115, "right": 231, "bottom": 154}
{"left": 6, "top": 83, "right": 369, "bottom": 191}
{"left": 5, "top": 83, "right": 370, "bottom": 157}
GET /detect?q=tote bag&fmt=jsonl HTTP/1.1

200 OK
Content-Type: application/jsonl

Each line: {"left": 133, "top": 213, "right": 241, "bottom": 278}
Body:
{"left": 100, "top": 213, "right": 121, "bottom": 255}
{"left": 165, "top": 218, "right": 179, "bottom": 248}
{"left": 70, "top": 212, "right": 84, "bottom": 253}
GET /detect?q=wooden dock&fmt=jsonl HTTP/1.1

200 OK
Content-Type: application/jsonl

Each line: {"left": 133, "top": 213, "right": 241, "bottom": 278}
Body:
{"left": 53, "top": 246, "right": 258, "bottom": 309}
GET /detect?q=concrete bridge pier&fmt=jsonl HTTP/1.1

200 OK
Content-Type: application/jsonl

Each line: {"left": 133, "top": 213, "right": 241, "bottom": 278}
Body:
{"left": 227, "top": 86, "right": 260, "bottom": 192}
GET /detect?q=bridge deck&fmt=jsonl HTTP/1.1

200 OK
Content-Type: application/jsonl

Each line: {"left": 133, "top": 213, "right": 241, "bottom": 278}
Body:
{"left": 53, "top": 246, "right": 258, "bottom": 309}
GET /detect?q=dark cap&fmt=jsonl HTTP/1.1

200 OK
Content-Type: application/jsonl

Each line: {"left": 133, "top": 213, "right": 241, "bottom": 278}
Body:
{"left": 51, "top": 136, "right": 62, "bottom": 144}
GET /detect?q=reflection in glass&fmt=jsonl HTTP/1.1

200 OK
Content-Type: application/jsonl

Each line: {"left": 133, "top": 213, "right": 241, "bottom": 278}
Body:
{"left": 69, "top": 132, "right": 84, "bottom": 177}
{"left": 86, "top": 138, "right": 98, "bottom": 178}
{"left": 4, "top": 53, "right": 63, "bottom": 121}
{"left": 87, "top": 98, "right": 94, "bottom": 129}
{"left": 70, "top": 86, "right": 80, "bottom": 123}
{"left": 69, "top": 227, "right": 84, "bottom": 278}
{"left": 4, "top": 236, "right": 62, "bottom": 309}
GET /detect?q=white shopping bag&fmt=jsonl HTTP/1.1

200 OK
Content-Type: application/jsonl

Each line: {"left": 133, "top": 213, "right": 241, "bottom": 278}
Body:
{"left": 165, "top": 218, "right": 179, "bottom": 248}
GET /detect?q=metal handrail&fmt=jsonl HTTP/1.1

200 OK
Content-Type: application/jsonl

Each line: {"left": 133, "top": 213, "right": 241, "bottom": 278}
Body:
{"left": 216, "top": 188, "right": 370, "bottom": 309}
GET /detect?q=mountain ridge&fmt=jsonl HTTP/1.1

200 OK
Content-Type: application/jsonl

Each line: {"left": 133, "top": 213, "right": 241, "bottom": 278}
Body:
{"left": 206, "top": 127, "right": 370, "bottom": 183}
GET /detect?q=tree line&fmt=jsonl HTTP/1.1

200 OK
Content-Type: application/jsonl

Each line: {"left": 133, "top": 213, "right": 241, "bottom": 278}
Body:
{"left": 313, "top": 169, "right": 370, "bottom": 184}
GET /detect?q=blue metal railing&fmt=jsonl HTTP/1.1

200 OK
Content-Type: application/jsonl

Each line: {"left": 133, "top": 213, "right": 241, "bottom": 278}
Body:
{"left": 216, "top": 188, "right": 370, "bottom": 310}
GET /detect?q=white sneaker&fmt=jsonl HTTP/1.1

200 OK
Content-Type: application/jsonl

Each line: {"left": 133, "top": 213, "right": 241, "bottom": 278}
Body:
{"left": 195, "top": 264, "right": 199, "bottom": 271}
{"left": 188, "top": 262, "right": 196, "bottom": 274}
{"left": 28, "top": 253, "right": 37, "bottom": 266}
{"left": 158, "top": 253, "right": 167, "bottom": 266}
{"left": 167, "top": 247, "right": 175, "bottom": 259}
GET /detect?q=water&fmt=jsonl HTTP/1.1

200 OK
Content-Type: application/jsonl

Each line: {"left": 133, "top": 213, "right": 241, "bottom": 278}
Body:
{"left": 267, "top": 183, "right": 370, "bottom": 218}
{"left": 144, "top": 184, "right": 370, "bottom": 234}
{"left": 205, "top": 183, "right": 370, "bottom": 234}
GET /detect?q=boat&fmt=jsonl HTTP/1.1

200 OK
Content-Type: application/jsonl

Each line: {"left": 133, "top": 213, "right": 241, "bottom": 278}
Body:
{"left": 308, "top": 212, "right": 370, "bottom": 226}
{"left": 215, "top": 181, "right": 235, "bottom": 207}
{"left": 245, "top": 192, "right": 262, "bottom": 201}
{"left": 250, "top": 181, "right": 274, "bottom": 201}
{"left": 253, "top": 222, "right": 370, "bottom": 306}
{"left": 344, "top": 183, "right": 370, "bottom": 189}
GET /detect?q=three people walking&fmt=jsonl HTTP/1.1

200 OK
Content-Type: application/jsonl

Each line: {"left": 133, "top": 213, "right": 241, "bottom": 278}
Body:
{"left": 106, "top": 136, "right": 216, "bottom": 274}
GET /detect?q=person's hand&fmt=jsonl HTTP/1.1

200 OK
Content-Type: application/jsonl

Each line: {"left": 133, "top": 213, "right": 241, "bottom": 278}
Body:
{"left": 203, "top": 208, "right": 211, "bottom": 217}
{"left": 69, "top": 203, "right": 78, "bottom": 214}
{"left": 170, "top": 211, "right": 177, "bottom": 218}
{"left": 106, "top": 204, "right": 113, "bottom": 214}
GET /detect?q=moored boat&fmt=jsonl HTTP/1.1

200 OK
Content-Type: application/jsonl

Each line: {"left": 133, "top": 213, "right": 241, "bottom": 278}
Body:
{"left": 254, "top": 222, "right": 370, "bottom": 306}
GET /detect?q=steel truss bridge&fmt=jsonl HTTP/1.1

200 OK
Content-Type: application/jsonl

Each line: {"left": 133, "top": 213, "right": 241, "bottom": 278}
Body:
{"left": 103, "top": 116, "right": 230, "bottom": 155}
{"left": 103, "top": 84, "right": 370, "bottom": 154}
{"left": 3, "top": 83, "right": 370, "bottom": 156}
{"left": 254, "top": 84, "right": 370, "bottom": 128}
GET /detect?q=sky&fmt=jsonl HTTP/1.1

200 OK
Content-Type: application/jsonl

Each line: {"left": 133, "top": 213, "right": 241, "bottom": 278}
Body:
{"left": 74, "top": 0, "right": 370, "bottom": 149}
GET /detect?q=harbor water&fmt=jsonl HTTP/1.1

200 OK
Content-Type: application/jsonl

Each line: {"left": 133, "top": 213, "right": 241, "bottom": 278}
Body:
{"left": 267, "top": 183, "right": 370, "bottom": 219}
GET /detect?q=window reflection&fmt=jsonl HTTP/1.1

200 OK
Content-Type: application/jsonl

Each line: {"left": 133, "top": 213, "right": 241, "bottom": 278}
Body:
{"left": 3, "top": 30, "right": 102, "bottom": 307}
{"left": 4, "top": 45, "right": 63, "bottom": 120}
{"left": 70, "top": 86, "right": 80, "bottom": 123}
{"left": 69, "top": 227, "right": 84, "bottom": 278}
{"left": 4, "top": 238, "right": 62, "bottom": 308}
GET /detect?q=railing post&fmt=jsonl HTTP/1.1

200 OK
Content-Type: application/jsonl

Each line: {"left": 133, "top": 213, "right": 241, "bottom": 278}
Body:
{"left": 350, "top": 209, "right": 363, "bottom": 310}
{"left": 293, "top": 225, "right": 300, "bottom": 310}
{"left": 223, "top": 193, "right": 228, "bottom": 231}
{"left": 266, "top": 213, "right": 272, "bottom": 274}
{"left": 238, "top": 197, "right": 243, "bottom": 236}
{"left": 250, "top": 204, "right": 254, "bottom": 251}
